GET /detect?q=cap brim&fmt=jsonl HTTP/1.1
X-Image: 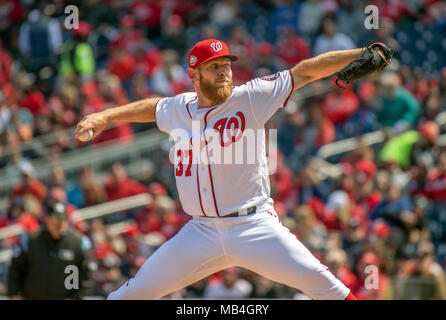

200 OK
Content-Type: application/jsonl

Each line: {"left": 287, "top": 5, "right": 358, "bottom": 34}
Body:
{"left": 226, "top": 54, "right": 239, "bottom": 61}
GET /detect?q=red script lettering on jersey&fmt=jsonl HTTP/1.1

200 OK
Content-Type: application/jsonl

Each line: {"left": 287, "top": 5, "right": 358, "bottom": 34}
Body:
{"left": 213, "top": 112, "right": 246, "bottom": 147}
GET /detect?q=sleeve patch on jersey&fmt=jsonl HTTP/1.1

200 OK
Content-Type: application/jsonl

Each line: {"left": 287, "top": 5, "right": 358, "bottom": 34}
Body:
{"left": 261, "top": 73, "right": 280, "bottom": 81}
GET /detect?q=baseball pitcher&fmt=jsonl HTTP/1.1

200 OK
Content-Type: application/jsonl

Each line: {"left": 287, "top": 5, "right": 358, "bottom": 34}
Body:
{"left": 75, "top": 39, "right": 392, "bottom": 300}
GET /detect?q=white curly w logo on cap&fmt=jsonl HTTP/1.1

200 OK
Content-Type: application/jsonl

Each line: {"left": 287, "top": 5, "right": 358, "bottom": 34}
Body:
{"left": 210, "top": 41, "right": 223, "bottom": 52}
{"left": 189, "top": 55, "right": 197, "bottom": 66}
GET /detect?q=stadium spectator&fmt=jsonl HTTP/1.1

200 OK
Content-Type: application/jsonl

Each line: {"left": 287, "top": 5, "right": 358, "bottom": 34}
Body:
{"left": 337, "top": 0, "right": 370, "bottom": 45}
{"left": 9, "top": 163, "right": 46, "bottom": 207}
{"left": 248, "top": 272, "right": 296, "bottom": 299}
{"left": 371, "top": 182, "right": 413, "bottom": 248}
{"left": 60, "top": 21, "right": 95, "bottom": 82}
{"left": 104, "top": 162, "right": 149, "bottom": 201}
{"left": 254, "top": 41, "right": 282, "bottom": 76}
{"left": 321, "top": 81, "right": 359, "bottom": 127}
{"left": 185, "top": 278, "right": 208, "bottom": 298}
{"left": 129, "top": 0, "right": 162, "bottom": 39}
{"left": 0, "top": 39, "right": 12, "bottom": 86}
{"left": 82, "top": 0, "right": 117, "bottom": 28}
{"left": 276, "top": 27, "right": 311, "bottom": 69}
{"left": 209, "top": 0, "right": 239, "bottom": 30}
{"left": 111, "top": 16, "right": 145, "bottom": 55}
{"left": 18, "top": 8, "right": 62, "bottom": 73}
{"left": 76, "top": 166, "right": 106, "bottom": 207}
{"left": 324, "top": 248, "right": 358, "bottom": 291}
{"left": 0, "top": 0, "right": 23, "bottom": 50}
{"left": 293, "top": 205, "right": 327, "bottom": 252}
{"left": 225, "top": 26, "right": 256, "bottom": 85}
{"left": 298, "top": 0, "right": 326, "bottom": 37}
{"left": 294, "top": 99, "right": 335, "bottom": 160}
{"left": 313, "top": 16, "right": 356, "bottom": 56}
{"left": 149, "top": 49, "right": 189, "bottom": 96}
{"left": 374, "top": 72, "right": 420, "bottom": 130}
{"left": 293, "top": 160, "right": 331, "bottom": 206}
{"left": 346, "top": 81, "right": 380, "bottom": 136}
{"left": 352, "top": 159, "right": 382, "bottom": 216}
{"left": 159, "top": 15, "right": 188, "bottom": 59}
{"left": 399, "top": 241, "right": 446, "bottom": 299}
{"left": 372, "top": 17, "right": 399, "bottom": 54}
{"left": 378, "top": 121, "right": 439, "bottom": 170}
{"left": 272, "top": 0, "right": 301, "bottom": 34}
{"left": 353, "top": 251, "right": 394, "bottom": 300}
{"left": 424, "top": 147, "right": 446, "bottom": 241}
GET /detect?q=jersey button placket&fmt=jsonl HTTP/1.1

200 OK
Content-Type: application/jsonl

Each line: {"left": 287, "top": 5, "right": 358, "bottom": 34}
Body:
{"left": 196, "top": 114, "right": 212, "bottom": 215}
{"left": 201, "top": 110, "right": 217, "bottom": 216}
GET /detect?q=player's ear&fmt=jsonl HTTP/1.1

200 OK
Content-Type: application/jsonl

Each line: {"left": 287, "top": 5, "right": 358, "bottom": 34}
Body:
{"left": 188, "top": 67, "right": 199, "bottom": 82}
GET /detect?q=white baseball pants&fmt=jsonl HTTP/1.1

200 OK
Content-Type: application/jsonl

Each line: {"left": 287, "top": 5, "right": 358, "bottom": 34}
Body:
{"left": 107, "top": 209, "right": 350, "bottom": 300}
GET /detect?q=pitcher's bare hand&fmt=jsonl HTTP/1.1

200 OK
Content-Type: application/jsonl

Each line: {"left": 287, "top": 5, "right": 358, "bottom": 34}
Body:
{"left": 75, "top": 112, "right": 108, "bottom": 141}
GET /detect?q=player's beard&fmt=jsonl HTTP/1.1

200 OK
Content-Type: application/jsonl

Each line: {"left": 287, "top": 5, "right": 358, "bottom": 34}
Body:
{"left": 199, "top": 73, "right": 233, "bottom": 105}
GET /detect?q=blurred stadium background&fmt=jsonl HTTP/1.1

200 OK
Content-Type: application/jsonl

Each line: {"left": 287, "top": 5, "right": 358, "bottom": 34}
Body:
{"left": 1, "top": 0, "right": 446, "bottom": 300}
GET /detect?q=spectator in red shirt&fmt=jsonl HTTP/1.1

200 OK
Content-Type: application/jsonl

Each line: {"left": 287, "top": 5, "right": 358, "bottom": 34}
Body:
{"left": 133, "top": 41, "right": 163, "bottom": 79}
{"left": 104, "top": 163, "right": 149, "bottom": 201}
{"left": 424, "top": 150, "right": 446, "bottom": 202}
{"left": 277, "top": 27, "right": 311, "bottom": 68}
{"left": 110, "top": 15, "right": 145, "bottom": 54}
{"left": 135, "top": 194, "right": 184, "bottom": 240}
{"left": 19, "top": 87, "right": 50, "bottom": 117}
{"left": 295, "top": 99, "right": 335, "bottom": 151}
{"left": 0, "top": 39, "right": 12, "bottom": 86}
{"left": 353, "top": 251, "right": 394, "bottom": 300}
{"left": 9, "top": 163, "right": 47, "bottom": 206}
{"left": 371, "top": 0, "right": 414, "bottom": 23}
{"left": 6, "top": 195, "right": 40, "bottom": 234}
{"left": 108, "top": 49, "right": 137, "bottom": 83}
{"left": 322, "top": 81, "right": 359, "bottom": 125}
{"left": 270, "top": 160, "right": 293, "bottom": 203}
{"left": 352, "top": 159, "right": 382, "bottom": 215}
{"left": 0, "top": 0, "right": 23, "bottom": 48}
{"left": 324, "top": 248, "right": 358, "bottom": 291}
{"left": 129, "top": 0, "right": 162, "bottom": 39}
{"left": 80, "top": 81, "right": 107, "bottom": 116}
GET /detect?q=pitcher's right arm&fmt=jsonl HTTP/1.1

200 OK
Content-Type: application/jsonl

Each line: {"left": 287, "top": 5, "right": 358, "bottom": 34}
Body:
{"left": 75, "top": 97, "right": 164, "bottom": 141}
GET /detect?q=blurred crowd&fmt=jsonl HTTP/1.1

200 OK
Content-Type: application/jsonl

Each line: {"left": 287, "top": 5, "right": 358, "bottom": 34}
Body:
{"left": 1, "top": 0, "right": 446, "bottom": 299}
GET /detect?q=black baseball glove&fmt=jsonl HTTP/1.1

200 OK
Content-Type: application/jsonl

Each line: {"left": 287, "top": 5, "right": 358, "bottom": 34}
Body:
{"left": 335, "top": 43, "right": 394, "bottom": 87}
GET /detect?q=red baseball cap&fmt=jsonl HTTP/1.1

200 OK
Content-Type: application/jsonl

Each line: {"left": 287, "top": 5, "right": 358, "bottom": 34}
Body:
{"left": 418, "top": 121, "right": 439, "bottom": 143}
{"left": 355, "top": 159, "right": 377, "bottom": 179}
{"left": 188, "top": 39, "right": 238, "bottom": 68}
{"left": 73, "top": 21, "right": 92, "bottom": 36}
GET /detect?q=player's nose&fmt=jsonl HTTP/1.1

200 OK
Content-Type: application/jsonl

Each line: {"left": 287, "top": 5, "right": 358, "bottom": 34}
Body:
{"left": 218, "top": 66, "right": 230, "bottom": 76}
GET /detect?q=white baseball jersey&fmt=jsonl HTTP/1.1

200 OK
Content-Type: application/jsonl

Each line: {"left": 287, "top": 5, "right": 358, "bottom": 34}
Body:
{"left": 108, "top": 69, "right": 351, "bottom": 301}
{"left": 155, "top": 70, "right": 294, "bottom": 217}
